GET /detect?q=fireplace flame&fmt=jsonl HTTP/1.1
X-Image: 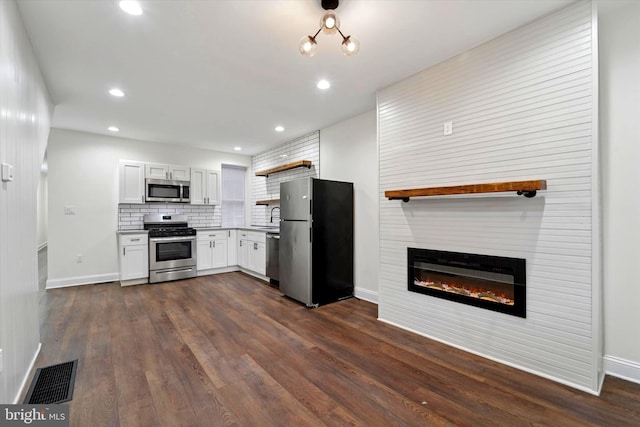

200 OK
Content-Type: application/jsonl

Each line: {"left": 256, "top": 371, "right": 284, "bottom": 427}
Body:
{"left": 413, "top": 278, "right": 515, "bottom": 305}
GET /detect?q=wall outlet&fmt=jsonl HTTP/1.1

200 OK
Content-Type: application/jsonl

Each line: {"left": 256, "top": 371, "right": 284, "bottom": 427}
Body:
{"left": 76, "top": 254, "right": 83, "bottom": 263}
{"left": 443, "top": 121, "right": 453, "bottom": 136}
{"left": 1, "top": 163, "right": 14, "bottom": 182}
{"left": 64, "top": 206, "right": 76, "bottom": 215}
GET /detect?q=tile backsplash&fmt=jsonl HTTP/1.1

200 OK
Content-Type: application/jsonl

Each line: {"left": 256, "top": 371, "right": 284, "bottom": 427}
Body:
{"left": 251, "top": 131, "right": 320, "bottom": 226}
{"left": 118, "top": 203, "right": 220, "bottom": 230}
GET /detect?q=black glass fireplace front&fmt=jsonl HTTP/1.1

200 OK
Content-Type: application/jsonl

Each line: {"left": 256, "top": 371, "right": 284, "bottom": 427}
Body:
{"left": 408, "top": 248, "right": 526, "bottom": 318}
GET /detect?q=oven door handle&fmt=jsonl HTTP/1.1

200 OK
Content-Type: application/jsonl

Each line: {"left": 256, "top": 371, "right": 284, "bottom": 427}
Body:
{"left": 149, "top": 236, "right": 196, "bottom": 242}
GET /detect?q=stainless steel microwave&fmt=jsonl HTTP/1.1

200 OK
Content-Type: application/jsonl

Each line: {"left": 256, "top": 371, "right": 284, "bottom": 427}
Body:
{"left": 145, "top": 178, "right": 191, "bottom": 203}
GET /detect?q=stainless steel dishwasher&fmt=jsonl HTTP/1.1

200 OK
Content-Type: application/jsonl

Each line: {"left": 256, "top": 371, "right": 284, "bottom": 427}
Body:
{"left": 266, "top": 232, "right": 280, "bottom": 283}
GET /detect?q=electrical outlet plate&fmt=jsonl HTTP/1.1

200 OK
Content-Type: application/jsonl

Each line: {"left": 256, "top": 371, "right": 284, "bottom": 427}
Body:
{"left": 64, "top": 206, "right": 76, "bottom": 215}
{"left": 443, "top": 121, "right": 453, "bottom": 136}
{"left": 1, "top": 163, "right": 13, "bottom": 182}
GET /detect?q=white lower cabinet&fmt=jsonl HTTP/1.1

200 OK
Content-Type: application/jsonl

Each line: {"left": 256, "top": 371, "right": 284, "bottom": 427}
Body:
{"left": 197, "top": 230, "right": 228, "bottom": 271}
{"left": 118, "top": 233, "right": 149, "bottom": 284}
{"left": 238, "top": 231, "right": 266, "bottom": 275}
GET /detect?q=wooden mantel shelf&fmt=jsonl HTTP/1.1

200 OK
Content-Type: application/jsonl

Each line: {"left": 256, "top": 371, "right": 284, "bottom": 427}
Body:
{"left": 256, "top": 199, "right": 280, "bottom": 206}
{"left": 385, "top": 180, "right": 547, "bottom": 202}
{"left": 255, "top": 160, "right": 312, "bottom": 177}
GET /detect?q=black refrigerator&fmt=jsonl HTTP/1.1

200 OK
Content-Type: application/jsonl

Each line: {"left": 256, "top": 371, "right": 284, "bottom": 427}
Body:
{"left": 279, "top": 177, "right": 354, "bottom": 307}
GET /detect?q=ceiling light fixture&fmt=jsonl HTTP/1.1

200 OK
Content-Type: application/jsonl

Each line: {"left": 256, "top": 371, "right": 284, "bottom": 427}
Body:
{"left": 109, "top": 88, "right": 125, "bottom": 97}
{"left": 317, "top": 80, "right": 331, "bottom": 90}
{"left": 299, "top": 0, "right": 359, "bottom": 57}
{"left": 275, "top": 126, "right": 285, "bottom": 132}
{"left": 233, "top": 146, "right": 242, "bottom": 151}
{"left": 118, "top": 1, "right": 143, "bottom": 16}
{"left": 108, "top": 126, "right": 120, "bottom": 132}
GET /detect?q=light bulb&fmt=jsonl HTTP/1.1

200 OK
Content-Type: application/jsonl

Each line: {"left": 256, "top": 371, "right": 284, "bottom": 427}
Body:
{"left": 320, "top": 11, "right": 340, "bottom": 35}
{"left": 341, "top": 35, "right": 360, "bottom": 56}
{"left": 298, "top": 35, "right": 317, "bottom": 57}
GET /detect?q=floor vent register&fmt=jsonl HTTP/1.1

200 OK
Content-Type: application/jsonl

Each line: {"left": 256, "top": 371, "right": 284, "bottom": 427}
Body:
{"left": 24, "top": 359, "right": 78, "bottom": 404}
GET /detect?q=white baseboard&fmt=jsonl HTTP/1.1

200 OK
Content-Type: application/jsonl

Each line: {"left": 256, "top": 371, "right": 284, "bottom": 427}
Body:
{"left": 37, "top": 242, "right": 47, "bottom": 252}
{"left": 197, "top": 266, "right": 240, "bottom": 276}
{"left": 377, "top": 317, "right": 601, "bottom": 395}
{"left": 604, "top": 355, "right": 640, "bottom": 384}
{"left": 46, "top": 272, "right": 119, "bottom": 289}
{"left": 238, "top": 268, "right": 270, "bottom": 283}
{"left": 14, "top": 343, "right": 42, "bottom": 404}
{"left": 354, "top": 287, "right": 378, "bottom": 304}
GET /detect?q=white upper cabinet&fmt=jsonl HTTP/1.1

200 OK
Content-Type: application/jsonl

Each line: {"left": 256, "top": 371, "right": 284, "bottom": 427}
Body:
{"left": 146, "top": 163, "right": 190, "bottom": 181}
{"left": 119, "top": 160, "right": 145, "bottom": 204}
{"left": 190, "top": 169, "right": 220, "bottom": 205}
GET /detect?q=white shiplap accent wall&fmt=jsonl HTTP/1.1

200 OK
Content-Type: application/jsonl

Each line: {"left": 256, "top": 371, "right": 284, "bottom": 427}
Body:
{"left": 0, "top": 0, "right": 52, "bottom": 403}
{"left": 251, "top": 131, "right": 319, "bottom": 226}
{"left": 378, "top": 2, "right": 600, "bottom": 393}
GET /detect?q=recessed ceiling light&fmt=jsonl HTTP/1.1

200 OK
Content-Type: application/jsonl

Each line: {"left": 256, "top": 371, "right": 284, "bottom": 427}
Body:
{"left": 108, "top": 126, "right": 120, "bottom": 132}
{"left": 233, "top": 146, "right": 242, "bottom": 151}
{"left": 317, "top": 79, "right": 331, "bottom": 90}
{"left": 275, "top": 126, "right": 285, "bottom": 132}
{"left": 109, "top": 88, "right": 125, "bottom": 97}
{"left": 119, "top": 1, "right": 143, "bottom": 16}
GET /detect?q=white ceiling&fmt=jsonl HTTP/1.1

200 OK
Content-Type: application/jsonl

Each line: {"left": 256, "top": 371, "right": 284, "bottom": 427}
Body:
{"left": 17, "top": 0, "right": 573, "bottom": 155}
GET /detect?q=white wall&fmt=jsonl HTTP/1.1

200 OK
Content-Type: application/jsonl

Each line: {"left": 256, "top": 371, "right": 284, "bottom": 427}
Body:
{"left": 320, "top": 111, "right": 379, "bottom": 303}
{"left": 47, "top": 128, "right": 250, "bottom": 287}
{"left": 378, "top": 1, "right": 601, "bottom": 393}
{"left": 598, "top": 0, "right": 640, "bottom": 383}
{"left": 0, "top": 0, "right": 52, "bottom": 403}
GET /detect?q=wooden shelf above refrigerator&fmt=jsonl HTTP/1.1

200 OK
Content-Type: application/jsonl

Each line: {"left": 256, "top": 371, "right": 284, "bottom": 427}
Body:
{"left": 255, "top": 199, "right": 280, "bottom": 205}
{"left": 255, "top": 160, "right": 312, "bottom": 177}
{"left": 385, "top": 180, "right": 547, "bottom": 202}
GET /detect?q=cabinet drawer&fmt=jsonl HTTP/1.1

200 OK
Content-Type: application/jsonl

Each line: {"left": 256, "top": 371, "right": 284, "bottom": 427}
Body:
{"left": 247, "top": 231, "right": 266, "bottom": 243}
{"left": 197, "top": 231, "right": 226, "bottom": 240}
{"left": 120, "top": 234, "right": 148, "bottom": 246}
{"left": 238, "top": 231, "right": 249, "bottom": 239}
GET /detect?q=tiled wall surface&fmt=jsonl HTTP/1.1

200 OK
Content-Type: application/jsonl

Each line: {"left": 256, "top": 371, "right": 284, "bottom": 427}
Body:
{"left": 251, "top": 131, "right": 320, "bottom": 226}
{"left": 118, "top": 203, "right": 220, "bottom": 230}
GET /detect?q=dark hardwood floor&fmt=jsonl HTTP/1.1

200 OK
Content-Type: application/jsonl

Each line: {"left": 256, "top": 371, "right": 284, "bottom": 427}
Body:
{"left": 30, "top": 272, "right": 640, "bottom": 426}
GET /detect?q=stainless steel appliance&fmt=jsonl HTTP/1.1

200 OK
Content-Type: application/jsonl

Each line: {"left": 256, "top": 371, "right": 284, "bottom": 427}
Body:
{"left": 146, "top": 178, "right": 191, "bottom": 203}
{"left": 144, "top": 214, "right": 197, "bottom": 283}
{"left": 266, "top": 232, "right": 280, "bottom": 283}
{"left": 280, "top": 178, "right": 353, "bottom": 307}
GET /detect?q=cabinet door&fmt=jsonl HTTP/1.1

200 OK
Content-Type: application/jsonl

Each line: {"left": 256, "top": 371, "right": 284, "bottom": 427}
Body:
{"left": 197, "top": 239, "right": 213, "bottom": 270}
{"left": 169, "top": 165, "right": 190, "bottom": 181}
{"left": 145, "top": 163, "right": 169, "bottom": 179}
{"left": 120, "top": 244, "right": 149, "bottom": 280}
{"left": 211, "top": 239, "right": 228, "bottom": 268}
{"left": 238, "top": 239, "right": 248, "bottom": 268}
{"left": 190, "top": 169, "right": 207, "bottom": 205}
{"left": 227, "top": 230, "right": 237, "bottom": 266}
{"left": 119, "top": 160, "right": 145, "bottom": 204}
{"left": 254, "top": 242, "right": 266, "bottom": 275}
{"left": 206, "top": 170, "right": 220, "bottom": 205}
{"left": 248, "top": 241, "right": 266, "bottom": 275}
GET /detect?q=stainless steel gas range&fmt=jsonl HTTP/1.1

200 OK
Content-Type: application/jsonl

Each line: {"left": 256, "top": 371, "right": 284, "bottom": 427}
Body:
{"left": 143, "top": 214, "right": 197, "bottom": 283}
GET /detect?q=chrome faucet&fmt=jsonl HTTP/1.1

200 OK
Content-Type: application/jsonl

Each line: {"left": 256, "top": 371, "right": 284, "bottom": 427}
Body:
{"left": 270, "top": 206, "right": 281, "bottom": 223}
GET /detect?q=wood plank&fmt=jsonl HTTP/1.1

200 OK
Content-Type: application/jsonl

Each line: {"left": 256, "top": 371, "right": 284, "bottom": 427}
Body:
{"left": 255, "top": 160, "right": 312, "bottom": 176}
{"left": 255, "top": 199, "right": 280, "bottom": 205}
{"left": 32, "top": 274, "right": 640, "bottom": 426}
{"left": 384, "top": 179, "right": 547, "bottom": 200}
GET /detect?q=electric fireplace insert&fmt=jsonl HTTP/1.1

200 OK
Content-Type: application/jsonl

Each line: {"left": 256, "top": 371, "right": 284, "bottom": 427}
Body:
{"left": 408, "top": 248, "right": 526, "bottom": 318}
